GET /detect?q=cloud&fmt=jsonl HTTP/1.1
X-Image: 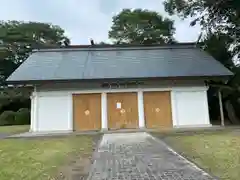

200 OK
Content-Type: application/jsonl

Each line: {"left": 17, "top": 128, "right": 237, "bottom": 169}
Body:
{"left": 0, "top": 0, "right": 201, "bottom": 44}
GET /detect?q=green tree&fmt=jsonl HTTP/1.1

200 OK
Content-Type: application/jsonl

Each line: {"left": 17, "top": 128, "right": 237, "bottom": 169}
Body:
{"left": 202, "top": 33, "right": 235, "bottom": 70}
{"left": 0, "top": 21, "right": 70, "bottom": 83}
{"left": 97, "top": 41, "right": 111, "bottom": 45}
{"left": 163, "top": 0, "right": 240, "bottom": 58}
{"left": 109, "top": 9, "right": 175, "bottom": 44}
{"left": 0, "top": 21, "right": 70, "bottom": 125}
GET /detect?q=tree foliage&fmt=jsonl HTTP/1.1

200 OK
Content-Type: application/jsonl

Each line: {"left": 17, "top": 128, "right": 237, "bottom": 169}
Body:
{"left": 163, "top": 0, "right": 240, "bottom": 58}
{"left": 202, "top": 33, "right": 235, "bottom": 69}
{"left": 109, "top": 9, "right": 175, "bottom": 44}
{"left": 0, "top": 21, "right": 70, "bottom": 125}
{"left": 0, "top": 21, "right": 70, "bottom": 83}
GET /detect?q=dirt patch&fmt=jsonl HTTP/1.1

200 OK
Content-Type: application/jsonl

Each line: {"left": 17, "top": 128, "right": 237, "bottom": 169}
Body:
{"left": 56, "top": 154, "right": 91, "bottom": 180}
{"left": 54, "top": 135, "right": 102, "bottom": 180}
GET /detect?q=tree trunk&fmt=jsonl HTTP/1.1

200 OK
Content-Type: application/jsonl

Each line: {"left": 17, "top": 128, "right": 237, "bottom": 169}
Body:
{"left": 224, "top": 100, "right": 240, "bottom": 124}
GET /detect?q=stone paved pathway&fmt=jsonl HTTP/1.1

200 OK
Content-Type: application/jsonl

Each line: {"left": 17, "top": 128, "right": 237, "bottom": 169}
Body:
{"left": 88, "top": 132, "right": 215, "bottom": 180}
{"left": 0, "top": 133, "right": 9, "bottom": 139}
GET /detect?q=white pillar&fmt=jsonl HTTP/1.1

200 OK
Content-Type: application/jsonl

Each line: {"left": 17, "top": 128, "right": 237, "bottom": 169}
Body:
{"left": 138, "top": 91, "right": 145, "bottom": 128}
{"left": 170, "top": 91, "right": 178, "bottom": 127}
{"left": 68, "top": 94, "right": 73, "bottom": 131}
{"left": 33, "top": 87, "right": 38, "bottom": 132}
{"left": 101, "top": 92, "right": 108, "bottom": 131}
{"left": 30, "top": 95, "right": 34, "bottom": 132}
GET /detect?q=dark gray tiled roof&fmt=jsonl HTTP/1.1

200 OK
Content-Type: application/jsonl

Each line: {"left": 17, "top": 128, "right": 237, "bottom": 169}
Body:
{"left": 7, "top": 45, "right": 233, "bottom": 82}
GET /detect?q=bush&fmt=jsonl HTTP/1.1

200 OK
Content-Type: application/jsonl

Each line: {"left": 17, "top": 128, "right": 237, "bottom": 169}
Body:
{"left": 0, "top": 111, "right": 16, "bottom": 126}
{"left": 0, "top": 88, "right": 31, "bottom": 114}
{"left": 14, "top": 108, "right": 30, "bottom": 125}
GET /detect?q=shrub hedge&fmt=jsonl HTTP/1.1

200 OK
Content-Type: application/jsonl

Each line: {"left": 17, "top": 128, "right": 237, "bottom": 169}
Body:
{"left": 0, "top": 111, "right": 16, "bottom": 126}
{"left": 14, "top": 108, "right": 30, "bottom": 125}
{"left": 0, "top": 108, "right": 30, "bottom": 126}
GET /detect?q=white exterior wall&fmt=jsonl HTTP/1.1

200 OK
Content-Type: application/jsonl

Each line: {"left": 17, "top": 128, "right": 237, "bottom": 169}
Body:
{"left": 171, "top": 90, "right": 210, "bottom": 127}
{"left": 31, "top": 80, "right": 211, "bottom": 132}
{"left": 33, "top": 92, "right": 72, "bottom": 132}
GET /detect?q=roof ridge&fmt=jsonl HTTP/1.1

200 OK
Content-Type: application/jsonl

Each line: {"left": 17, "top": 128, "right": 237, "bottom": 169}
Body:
{"left": 34, "top": 43, "right": 199, "bottom": 53}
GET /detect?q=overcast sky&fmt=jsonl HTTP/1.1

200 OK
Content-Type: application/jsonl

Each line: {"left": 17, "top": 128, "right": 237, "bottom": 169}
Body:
{"left": 1, "top": 0, "right": 201, "bottom": 45}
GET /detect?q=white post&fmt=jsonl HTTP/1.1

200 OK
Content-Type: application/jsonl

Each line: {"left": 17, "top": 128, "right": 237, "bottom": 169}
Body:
{"left": 101, "top": 92, "right": 108, "bottom": 131}
{"left": 68, "top": 94, "right": 73, "bottom": 131}
{"left": 32, "top": 86, "right": 38, "bottom": 132}
{"left": 218, "top": 90, "right": 225, "bottom": 126}
{"left": 138, "top": 91, "right": 145, "bottom": 128}
{"left": 30, "top": 95, "right": 34, "bottom": 132}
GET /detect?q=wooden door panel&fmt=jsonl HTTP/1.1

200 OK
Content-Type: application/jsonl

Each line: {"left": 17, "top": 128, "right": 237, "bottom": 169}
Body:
{"left": 144, "top": 91, "right": 172, "bottom": 128}
{"left": 107, "top": 93, "right": 138, "bottom": 129}
{"left": 73, "top": 94, "right": 101, "bottom": 131}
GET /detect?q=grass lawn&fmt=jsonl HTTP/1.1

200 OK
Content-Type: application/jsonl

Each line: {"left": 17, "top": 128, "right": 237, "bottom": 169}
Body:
{"left": 0, "top": 125, "right": 29, "bottom": 134}
{"left": 0, "top": 135, "right": 96, "bottom": 180}
{"left": 162, "top": 131, "right": 240, "bottom": 180}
